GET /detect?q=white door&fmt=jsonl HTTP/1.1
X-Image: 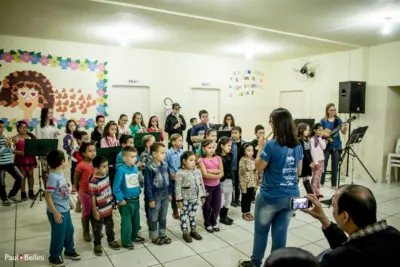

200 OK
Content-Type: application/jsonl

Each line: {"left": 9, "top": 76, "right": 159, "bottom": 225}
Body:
{"left": 279, "top": 90, "right": 305, "bottom": 119}
{"left": 190, "top": 88, "right": 221, "bottom": 123}
{"left": 109, "top": 86, "right": 150, "bottom": 123}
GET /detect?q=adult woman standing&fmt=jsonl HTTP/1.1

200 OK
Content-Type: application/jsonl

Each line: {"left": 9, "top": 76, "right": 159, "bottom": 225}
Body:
{"left": 35, "top": 108, "right": 60, "bottom": 183}
{"left": 219, "top": 113, "right": 235, "bottom": 131}
{"left": 239, "top": 108, "right": 303, "bottom": 267}
{"left": 320, "top": 103, "right": 347, "bottom": 189}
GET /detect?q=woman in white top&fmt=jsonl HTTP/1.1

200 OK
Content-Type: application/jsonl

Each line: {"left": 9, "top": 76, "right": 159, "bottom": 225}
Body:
{"left": 35, "top": 108, "right": 60, "bottom": 184}
{"left": 35, "top": 108, "right": 59, "bottom": 139}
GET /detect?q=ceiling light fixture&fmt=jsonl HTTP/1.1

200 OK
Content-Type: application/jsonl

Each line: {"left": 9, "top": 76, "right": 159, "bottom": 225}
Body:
{"left": 224, "top": 41, "right": 277, "bottom": 60}
{"left": 92, "top": 21, "right": 158, "bottom": 47}
{"left": 382, "top": 17, "right": 393, "bottom": 35}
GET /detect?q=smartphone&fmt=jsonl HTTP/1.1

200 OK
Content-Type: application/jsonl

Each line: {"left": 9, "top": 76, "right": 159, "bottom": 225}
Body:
{"left": 290, "top": 197, "right": 312, "bottom": 210}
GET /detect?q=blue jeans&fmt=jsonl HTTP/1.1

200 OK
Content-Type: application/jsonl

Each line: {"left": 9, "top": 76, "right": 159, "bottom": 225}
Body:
{"left": 321, "top": 149, "right": 340, "bottom": 186}
{"left": 47, "top": 211, "right": 75, "bottom": 261}
{"left": 251, "top": 194, "right": 294, "bottom": 267}
{"left": 149, "top": 191, "right": 169, "bottom": 240}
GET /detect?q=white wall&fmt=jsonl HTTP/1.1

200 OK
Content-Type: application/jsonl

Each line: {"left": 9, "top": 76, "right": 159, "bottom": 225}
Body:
{"left": 0, "top": 35, "right": 272, "bottom": 141}
{"left": 269, "top": 42, "right": 400, "bottom": 182}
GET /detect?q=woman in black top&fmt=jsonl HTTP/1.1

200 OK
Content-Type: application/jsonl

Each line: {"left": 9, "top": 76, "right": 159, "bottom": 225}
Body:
{"left": 216, "top": 136, "right": 234, "bottom": 225}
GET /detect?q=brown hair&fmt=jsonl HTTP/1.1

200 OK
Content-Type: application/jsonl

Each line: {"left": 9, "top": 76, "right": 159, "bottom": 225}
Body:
{"left": 170, "top": 133, "right": 182, "bottom": 142}
{"left": 142, "top": 134, "right": 155, "bottom": 147}
{"left": 130, "top": 112, "right": 146, "bottom": 127}
{"left": 151, "top": 142, "right": 165, "bottom": 154}
{"left": 324, "top": 103, "right": 338, "bottom": 120}
{"left": 0, "top": 71, "right": 54, "bottom": 108}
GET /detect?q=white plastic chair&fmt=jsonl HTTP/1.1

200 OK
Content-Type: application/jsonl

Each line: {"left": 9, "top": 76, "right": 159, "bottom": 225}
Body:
{"left": 386, "top": 138, "right": 400, "bottom": 184}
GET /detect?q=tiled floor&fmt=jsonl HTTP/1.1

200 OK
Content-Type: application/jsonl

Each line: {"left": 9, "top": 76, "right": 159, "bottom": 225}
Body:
{"left": 1, "top": 177, "right": 400, "bottom": 267}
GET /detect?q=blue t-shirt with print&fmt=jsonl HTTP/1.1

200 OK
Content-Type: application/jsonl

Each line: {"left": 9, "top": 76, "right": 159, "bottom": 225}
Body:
{"left": 259, "top": 140, "right": 303, "bottom": 200}
{"left": 320, "top": 118, "right": 343, "bottom": 150}
{"left": 45, "top": 171, "right": 70, "bottom": 213}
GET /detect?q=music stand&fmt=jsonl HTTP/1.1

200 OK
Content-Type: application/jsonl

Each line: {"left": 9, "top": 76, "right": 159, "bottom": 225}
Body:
{"left": 217, "top": 130, "right": 231, "bottom": 141}
{"left": 25, "top": 139, "right": 58, "bottom": 208}
{"left": 321, "top": 126, "right": 375, "bottom": 207}
{"left": 134, "top": 132, "right": 160, "bottom": 148}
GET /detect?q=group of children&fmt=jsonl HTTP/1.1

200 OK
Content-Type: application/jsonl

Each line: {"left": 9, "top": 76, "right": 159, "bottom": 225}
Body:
{"left": 1, "top": 110, "right": 302, "bottom": 267}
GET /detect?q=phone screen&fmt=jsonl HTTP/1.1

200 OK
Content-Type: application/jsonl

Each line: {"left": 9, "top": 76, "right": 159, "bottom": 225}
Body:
{"left": 291, "top": 197, "right": 311, "bottom": 209}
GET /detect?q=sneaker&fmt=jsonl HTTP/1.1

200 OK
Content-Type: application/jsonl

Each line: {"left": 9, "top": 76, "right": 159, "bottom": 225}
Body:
{"left": 49, "top": 256, "right": 64, "bottom": 267}
{"left": 220, "top": 217, "right": 233, "bottom": 225}
{"left": 182, "top": 232, "right": 193, "bottom": 243}
{"left": 8, "top": 195, "right": 21, "bottom": 203}
{"left": 93, "top": 245, "right": 103, "bottom": 256}
{"left": 2, "top": 200, "right": 11, "bottom": 206}
{"left": 212, "top": 225, "right": 220, "bottom": 232}
{"left": 238, "top": 260, "right": 256, "bottom": 267}
{"left": 206, "top": 226, "right": 214, "bottom": 233}
{"left": 64, "top": 251, "right": 81, "bottom": 261}
{"left": 21, "top": 192, "right": 28, "bottom": 201}
{"left": 108, "top": 241, "right": 121, "bottom": 250}
{"left": 123, "top": 244, "right": 134, "bottom": 250}
{"left": 190, "top": 230, "right": 203, "bottom": 240}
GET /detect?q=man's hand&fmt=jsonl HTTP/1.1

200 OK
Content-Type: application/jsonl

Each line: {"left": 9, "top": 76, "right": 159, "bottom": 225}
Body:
{"left": 301, "top": 194, "right": 330, "bottom": 228}
{"left": 4, "top": 138, "right": 12, "bottom": 147}
{"left": 119, "top": 200, "right": 127, "bottom": 206}
{"left": 149, "top": 201, "right": 155, "bottom": 208}
{"left": 168, "top": 195, "right": 172, "bottom": 202}
{"left": 241, "top": 187, "right": 247, "bottom": 194}
{"left": 174, "top": 123, "right": 180, "bottom": 129}
{"left": 201, "top": 198, "right": 205, "bottom": 204}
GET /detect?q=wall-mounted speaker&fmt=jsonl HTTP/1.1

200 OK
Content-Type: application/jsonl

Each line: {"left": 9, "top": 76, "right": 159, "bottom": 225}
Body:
{"left": 338, "top": 81, "right": 366, "bottom": 114}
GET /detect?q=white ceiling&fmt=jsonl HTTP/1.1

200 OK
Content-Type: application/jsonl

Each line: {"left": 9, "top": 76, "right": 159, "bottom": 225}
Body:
{"left": 1, "top": 0, "right": 400, "bottom": 61}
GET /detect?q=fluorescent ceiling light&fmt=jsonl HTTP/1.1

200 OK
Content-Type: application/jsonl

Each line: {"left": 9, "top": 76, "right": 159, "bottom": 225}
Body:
{"left": 91, "top": 20, "right": 159, "bottom": 46}
{"left": 223, "top": 41, "right": 278, "bottom": 60}
{"left": 382, "top": 17, "right": 393, "bottom": 35}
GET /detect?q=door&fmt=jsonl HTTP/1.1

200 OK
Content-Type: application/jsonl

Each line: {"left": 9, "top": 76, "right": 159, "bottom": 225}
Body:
{"left": 190, "top": 88, "right": 221, "bottom": 123}
{"left": 279, "top": 90, "right": 305, "bottom": 119}
{"left": 109, "top": 85, "right": 150, "bottom": 123}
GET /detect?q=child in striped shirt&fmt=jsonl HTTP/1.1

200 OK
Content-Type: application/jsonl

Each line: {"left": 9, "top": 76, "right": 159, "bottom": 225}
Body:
{"left": 89, "top": 156, "right": 121, "bottom": 256}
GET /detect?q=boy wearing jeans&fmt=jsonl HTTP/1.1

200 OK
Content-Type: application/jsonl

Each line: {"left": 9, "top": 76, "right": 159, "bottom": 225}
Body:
{"left": 166, "top": 133, "right": 183, "bottom": 220}
{"left": 144, "top": 142, "right": 172, "bottom": 245}
{"left": 113, "top": 146, "right": 144, "bottom": 250}
{"left": 45, "top": 150, "right": 80, "bottom": 267}
{"left": 89, "top": 156, "right": 121, "bottom": 256}
{"left": 0, "top": 119, "right": 23, "bottom": 206}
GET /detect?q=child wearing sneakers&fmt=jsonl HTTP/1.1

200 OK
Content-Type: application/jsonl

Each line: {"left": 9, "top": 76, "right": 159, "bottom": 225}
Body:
{"left": 113, "top": 146, "right": 144, "bottom": 250}
{"left": 166, "top": 133, "right": 184, "bottom": 220}
{"left": 89, "top": 156, "right": 121, "bottom": 255}
{"left": 45, "top": 150, "right": 81, "bottom": 267}
{"left": 175, "top": 151, "right": 206, "bottom": 243}
{"left": 0, "top": 119, "right": 23, "bottom": 206}
{"left": 144, "top": 142, "right": 173, "bottom": 245}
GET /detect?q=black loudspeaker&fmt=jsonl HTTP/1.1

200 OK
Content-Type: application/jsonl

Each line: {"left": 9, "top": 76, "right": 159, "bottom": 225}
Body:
{"left": 338, "top": 81, "right": 366, "bottom": 114}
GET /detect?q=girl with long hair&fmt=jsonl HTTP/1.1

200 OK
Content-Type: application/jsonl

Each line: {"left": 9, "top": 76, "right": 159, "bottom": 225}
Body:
{"left": 219, "top": 113, "right": 235, "bottom": 131}
{"left": 129, "top": 112, "right": 146, "bottom": 138}
{"left": 320, "top": 103, "right": 347, "bottom": 189}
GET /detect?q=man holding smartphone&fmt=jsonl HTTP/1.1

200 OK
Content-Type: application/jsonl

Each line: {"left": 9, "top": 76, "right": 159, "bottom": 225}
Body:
{"left": 302, "top": 185, "right": 400, "bottom": 267}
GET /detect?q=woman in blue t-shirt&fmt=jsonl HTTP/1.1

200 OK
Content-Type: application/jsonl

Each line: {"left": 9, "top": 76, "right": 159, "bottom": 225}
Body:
{"left": 239, "top": 108, "right": 303, "bottom": 267}
{"left": 319, "top": 103, "right": 347, "bottom": 189}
